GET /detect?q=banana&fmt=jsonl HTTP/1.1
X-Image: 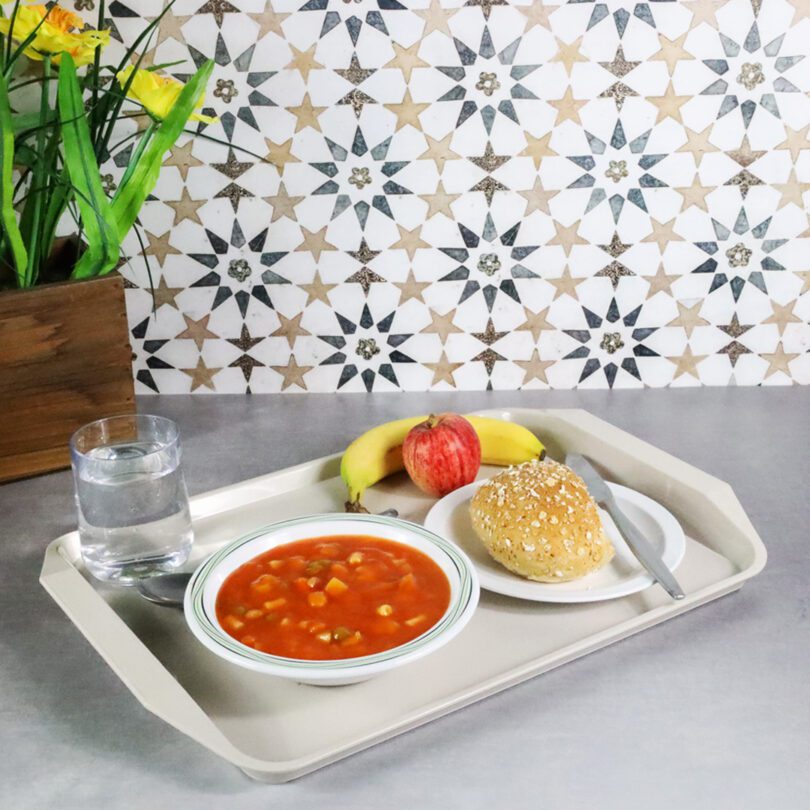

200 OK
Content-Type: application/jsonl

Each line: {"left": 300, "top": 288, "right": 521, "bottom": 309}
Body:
{"left": 341, "top": 414, "right": 545, "bottom": 508}
{"left": 341, "top": 416, "right": 424, "bottom": 507}
{"left": 465, "top": 415, "right": 546, "bottom": 466}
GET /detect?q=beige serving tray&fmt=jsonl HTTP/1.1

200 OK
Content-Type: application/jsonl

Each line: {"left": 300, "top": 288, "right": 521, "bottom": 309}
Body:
{"left": 40, "top": 408, "right": 766, "bottom": 783}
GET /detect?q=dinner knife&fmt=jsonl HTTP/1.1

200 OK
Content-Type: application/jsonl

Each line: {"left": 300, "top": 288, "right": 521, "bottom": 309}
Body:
{"left": 565, "top": 453, "right": 685, "bottom": 601}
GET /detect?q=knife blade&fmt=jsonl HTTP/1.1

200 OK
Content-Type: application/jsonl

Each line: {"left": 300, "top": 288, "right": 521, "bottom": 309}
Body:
{"left": 565, "top": 453, "right": 685, "bottom": 600}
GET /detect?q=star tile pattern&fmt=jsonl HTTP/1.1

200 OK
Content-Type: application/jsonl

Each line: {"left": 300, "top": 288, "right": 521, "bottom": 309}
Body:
{"left": 84, "top": 0, "right": 810, "bottom": 393}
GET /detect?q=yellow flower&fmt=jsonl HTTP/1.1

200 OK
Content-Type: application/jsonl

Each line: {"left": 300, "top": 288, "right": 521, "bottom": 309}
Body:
{"left": 0, "top": 4, "right": 109, "bottom": 66}
{"left": 116, "top": 65, "right": 218, "bottom": 124}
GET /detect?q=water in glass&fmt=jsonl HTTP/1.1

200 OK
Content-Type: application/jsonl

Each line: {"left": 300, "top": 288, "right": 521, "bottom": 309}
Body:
{"left": 73, "top": 421, "right": 193, "bottom": 584}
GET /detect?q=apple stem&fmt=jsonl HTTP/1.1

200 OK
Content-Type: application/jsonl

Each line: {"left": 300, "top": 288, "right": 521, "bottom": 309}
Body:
{"left": 425, "top": 414, "right": 438, "bottom": 429}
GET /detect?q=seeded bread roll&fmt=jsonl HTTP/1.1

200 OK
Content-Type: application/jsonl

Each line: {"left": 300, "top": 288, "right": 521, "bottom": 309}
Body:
{"left": 469, "top": 458, "right": 614, "bottom": 582}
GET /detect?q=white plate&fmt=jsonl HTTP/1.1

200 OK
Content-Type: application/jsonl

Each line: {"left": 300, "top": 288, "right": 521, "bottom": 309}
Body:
{"left": 424, "top": 480, "right": 685, "bottom": 603}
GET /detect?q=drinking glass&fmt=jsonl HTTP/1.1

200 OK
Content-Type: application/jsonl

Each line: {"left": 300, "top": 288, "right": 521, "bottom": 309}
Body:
{"left": 70, "top": 414, "right": 194, "bottom": 584}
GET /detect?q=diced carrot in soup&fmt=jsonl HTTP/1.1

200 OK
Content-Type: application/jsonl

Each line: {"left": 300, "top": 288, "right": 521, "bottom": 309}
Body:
{"left": 215, "top": 535, "right": 450, "bottom": 661}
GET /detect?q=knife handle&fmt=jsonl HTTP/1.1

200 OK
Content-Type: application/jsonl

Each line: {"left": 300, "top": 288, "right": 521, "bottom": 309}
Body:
{"left": 604, "top": 501, "right": 685, "bottom": 601}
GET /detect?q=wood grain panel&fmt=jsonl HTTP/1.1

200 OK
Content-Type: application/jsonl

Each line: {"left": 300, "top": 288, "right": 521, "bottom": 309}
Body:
{"left": 0, "top": 274, "right": 135, "bottom": 482}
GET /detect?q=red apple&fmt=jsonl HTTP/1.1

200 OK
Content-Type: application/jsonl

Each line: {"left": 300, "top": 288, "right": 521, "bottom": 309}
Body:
{"left": 402, "top": 413, "right": 481, "bottom": 497}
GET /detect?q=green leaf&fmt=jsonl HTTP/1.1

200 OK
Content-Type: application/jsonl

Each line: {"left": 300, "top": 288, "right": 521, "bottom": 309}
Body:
{"left": 111, "top": 59, "right": 213, "bottom": 242}
{"left": 0, "top": 67, "right": 28, "bottom": 286}
{"left": 11, "top": 142, "right": 37, "bottom": 167}
{"left": 11, "top": 110, "right": 54, "bottom": 135}
{"left": 57, "top": 53, "right": 119, "bottom": 278}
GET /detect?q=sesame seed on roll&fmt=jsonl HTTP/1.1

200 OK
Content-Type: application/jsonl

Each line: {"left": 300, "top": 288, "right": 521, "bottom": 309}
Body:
{"left": 469, "top": 458, "right": 614, "bottom": 583}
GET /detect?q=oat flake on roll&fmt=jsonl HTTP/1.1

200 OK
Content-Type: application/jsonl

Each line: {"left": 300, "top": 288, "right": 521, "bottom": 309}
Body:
{"left": 469, "top": 459, "right": 615, "bottom": 583}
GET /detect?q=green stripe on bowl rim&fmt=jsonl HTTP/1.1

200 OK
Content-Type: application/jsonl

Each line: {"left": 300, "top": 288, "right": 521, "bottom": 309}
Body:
{"left": 188, "top": 514, "right": 475, "bottom": 670}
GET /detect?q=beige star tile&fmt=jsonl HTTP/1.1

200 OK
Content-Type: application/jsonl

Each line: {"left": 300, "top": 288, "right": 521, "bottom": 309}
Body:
{"left": 548, "top": 220, "right": 587, "bottom": 256}
{"left": 421, "top": 308, "right": 462, "bottom": 342}
{"left": 134, "top": 49, "right": 159, "bottom": 71}
{"left": 166, "top": 187, "right": 205, "bottom": 227}
{"left": 144, "top": 230, "right": 181, "bottom": 265}
{"left": 519, "top": 176, "right": 559, "bottom": 216}
{"left": 648, "top": 81, "right": 690, "bottom": 124}
{"left": 176, "top": 314, "right": 218, "bottom": 351}
{"left": 519, "top": 132, "right": 557, "bottom": 169}
{"left": 549, "top": 265, "right": 585, "bottom": 300}
{"left": 516, "top": 349, "right": 554, "bottom": 386}
{"left": 676, "top": 124, "right": 718, "bottom": 167}
{"left": 773, "top": 168, "right": 810, "bottom": 210}
{"left": 517, "top": 306, "right": 553, "bottom": 342}
{"left": 670, "top": 345, "right": 706, "bottom": 380}
{"left": 301, "top": 270, "right": 337, "bottom": 306}
{"left": 667, "top": 301, "right": 708, "bottom": 338}
{"left": 775, "top": 124, "right": 810, "bottom": 163}
{"left": 642, "top": 218, "right": 684, "bottom": 252}
{"left": 296, "top": 226, "right": 337, "bottom": 262}
{"left": 384, "top": 41, "right": 429, "bottom": 82}
{"left": 180, "top": 357, "right": 221, "bottom": 392}
{"left": 426, "top": 351, "right": 462, "bottom": 387}
{"left": 763, "top": 300, "right": 801, "bottom": 330}
{"left": 519, "top": 3, "right": 559, "bottom": 31}
{"left": 794, "top": 270, "right": 810, "bottom": 296}
{"left": 762, "top": 342, "right": 799, "bottom": 378}
{"left": 787, "top": 0, "right": 810, "bottom": 25}
{"left": 248, "top": 6, "right": 289, "bottom": 40}
{"left": 271, "top": 355, "right": 312, "bottom": 391}
{"left": 164, "top": 141, "right": 203, "bottom": 182}
{"left": 264, "top": 137, "right": 300, "bottom": 173}
{"left": 419, "top": 132, "right": 461, "bottom": 171}
{"left": 384, "top": 89, "right": 430, "bottom": 131}
{"left": 683, "top": 0, "right": 730, "bottom": 29}
{"left": 675, "top": 175, "right": 713, "bottom": 212}
{"left": 551, "top": 36, "right": 588, "bottom": 76}
{"left": 646, "top": 263, "right": 679, "bottom": 296}
{"left": 264, "top": 182, "right": 304, "bottom": 223}
{"left": 650, "top": 32, "right": 695, "bottom": 75}
{"left": 288, "top": 92, "right": 326, "bottom": 134}
{"left": 415, "top": 0, "right": 458, "bottom": 37}
{"left": 391, "top": 224, "right": 429, "bottom": 261}
{"left": 152, "top": 276, "right": 183, "bottom": 311}
{"left": 271, "top": 313, "right": 311, "bottom": 348}
{"left": 286, "top": 43, "right": 323, "bottom": 82}
{"left": 147, "top": 9, "right": 192, "bottom": 49}
{"left": 395, "top": 270, "right": 431, "bottom": 304}
{"left": 549, "top": 86, "right": 588, "bottom": 126}
{"left": 421, "top": 180, "right": 460, "bottom": 219}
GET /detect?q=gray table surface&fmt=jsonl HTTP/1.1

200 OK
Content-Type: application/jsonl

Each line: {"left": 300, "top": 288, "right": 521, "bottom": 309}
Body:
{"left": 2, "top": 388, "right": 809, "bottom": 809}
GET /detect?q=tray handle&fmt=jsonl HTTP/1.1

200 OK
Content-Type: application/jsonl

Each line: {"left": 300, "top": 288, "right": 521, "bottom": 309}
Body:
{"left": 39, "top": 538, "right": 262, "bottom": 771}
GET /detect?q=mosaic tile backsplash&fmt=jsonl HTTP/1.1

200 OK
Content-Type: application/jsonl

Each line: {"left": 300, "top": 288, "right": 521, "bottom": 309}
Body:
{"left": 102, "top": 0, "right": 810, "bottom": 393}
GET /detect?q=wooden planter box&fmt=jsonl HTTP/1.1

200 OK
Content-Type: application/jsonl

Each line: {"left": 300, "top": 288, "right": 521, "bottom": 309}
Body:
{"left": 0, "top": 274, "right": 135, "bottom": 483}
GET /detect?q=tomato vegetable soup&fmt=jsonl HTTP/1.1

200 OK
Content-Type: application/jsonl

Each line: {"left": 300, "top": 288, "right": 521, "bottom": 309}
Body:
{"left": 215, "top": 535, "right": 451, "bottom": 660}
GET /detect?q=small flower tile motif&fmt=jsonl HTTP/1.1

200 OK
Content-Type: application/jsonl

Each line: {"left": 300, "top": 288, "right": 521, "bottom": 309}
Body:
{"left": 79, "top": 0, "right": 810, "bottom": 393}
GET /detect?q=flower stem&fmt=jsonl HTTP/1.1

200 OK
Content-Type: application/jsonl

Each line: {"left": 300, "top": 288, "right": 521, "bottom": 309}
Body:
{"left": 24, "top": 55, "right": 51, "bottom": 285}
{"left": 114, "top": 120, "right": 156, "bottom": 195}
